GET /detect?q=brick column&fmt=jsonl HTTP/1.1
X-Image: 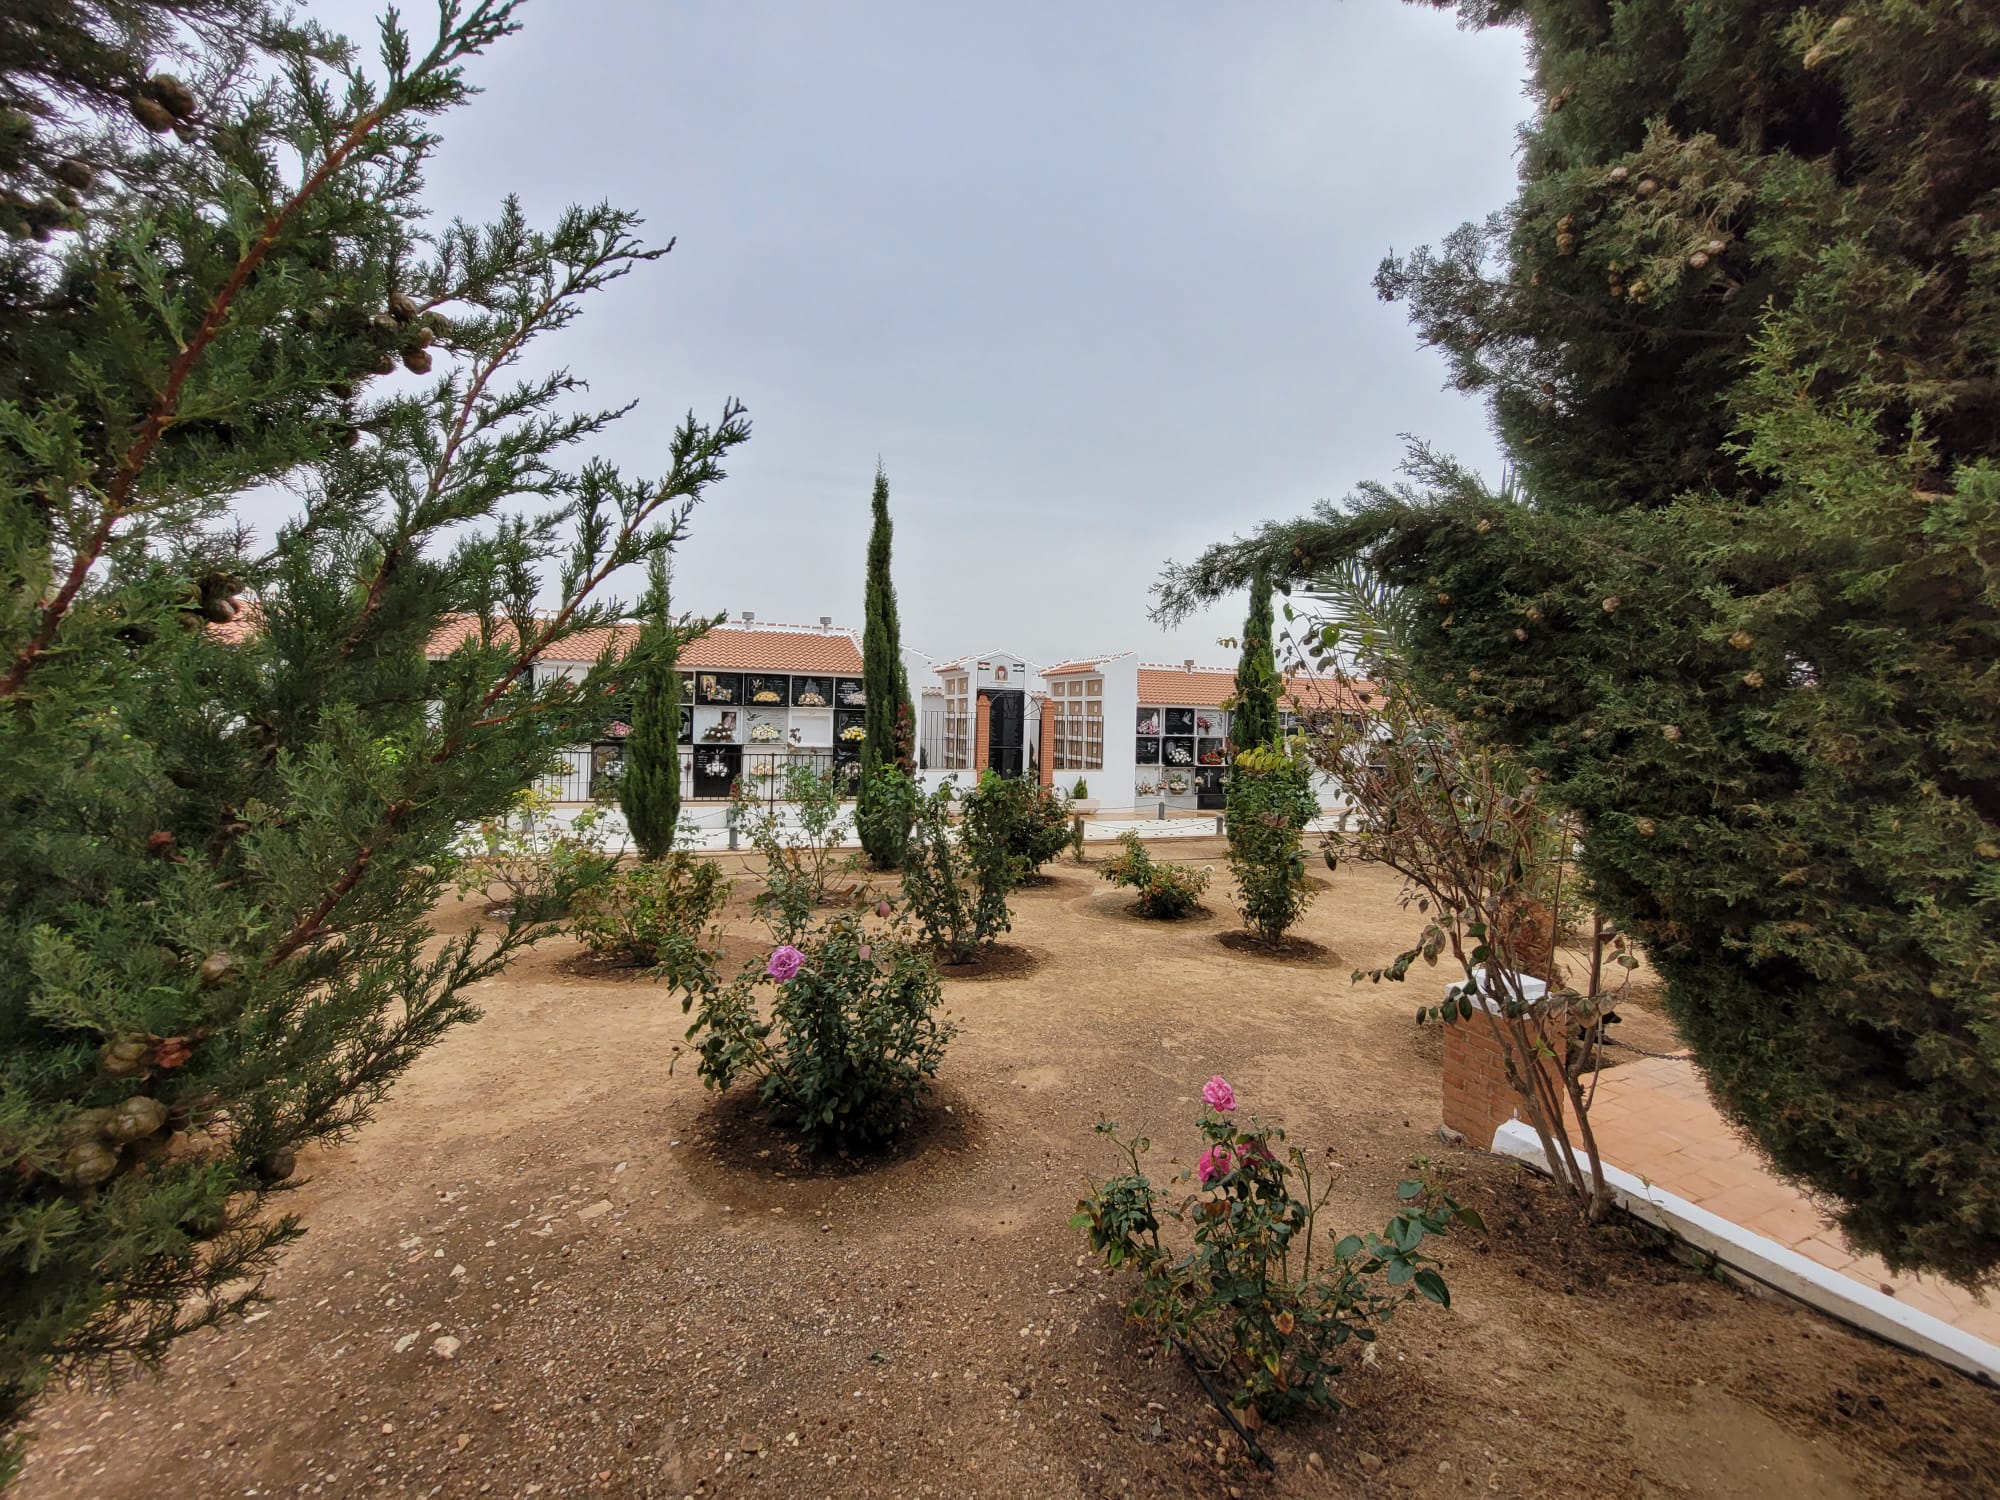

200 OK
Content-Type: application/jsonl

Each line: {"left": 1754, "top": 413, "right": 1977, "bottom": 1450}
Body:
{"left": 1440, "top": 972, "right": 1567, "bottom": 1149}
{"left": 973, "top": 692, "right": 992, "bottom": 774}
{"left": 1037, "top": 698, "right": 1056, "bottom": 786}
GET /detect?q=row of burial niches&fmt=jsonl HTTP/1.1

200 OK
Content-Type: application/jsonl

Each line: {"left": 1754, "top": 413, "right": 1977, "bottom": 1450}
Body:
{"left": 683, "top": 672, "right": 868, "bottom": 749}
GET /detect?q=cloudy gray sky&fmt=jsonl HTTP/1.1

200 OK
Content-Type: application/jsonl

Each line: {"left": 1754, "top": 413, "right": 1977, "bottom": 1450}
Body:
{"left": 312, "top": 0, "right": 1529, "bottom": 668}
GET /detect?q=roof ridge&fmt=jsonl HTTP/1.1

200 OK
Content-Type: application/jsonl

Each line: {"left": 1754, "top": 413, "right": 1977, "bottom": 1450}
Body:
{"left": 706, "top": 618, "right": 860, "bottom": 636}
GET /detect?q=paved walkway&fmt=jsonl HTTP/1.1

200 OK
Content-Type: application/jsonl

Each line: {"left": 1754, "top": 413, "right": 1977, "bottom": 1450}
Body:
{"left": 1586, "top": 1057, "right": 2000, "bottom": 1348}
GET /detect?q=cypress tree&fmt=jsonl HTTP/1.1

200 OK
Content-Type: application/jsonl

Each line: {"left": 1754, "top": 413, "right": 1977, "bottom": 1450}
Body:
{"left": 620, "top": 558, "right": 708, "bottom": 861}
{"left": 0, "top": 3, "right": 749, "bottom": 1470}
{"left": 857, "top": 463, "right": 914, "bottom": 868}
{"left": 1160, "top": 1, "right": 2000, "bottom": 1286}
{"left": 1230, "top": 568, "right": 1281, "bottom": 754}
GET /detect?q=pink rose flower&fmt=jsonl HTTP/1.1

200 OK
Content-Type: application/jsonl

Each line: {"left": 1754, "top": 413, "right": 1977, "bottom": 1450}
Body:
{"left": 1198, "top": 1145, "right": 1236, "bottom": 1185}
{"left": 765, "top": 944, "right": 804, "bottom": 982}
{"left": 1202, "top": 1075, "right": 1236, "bottom": 1113}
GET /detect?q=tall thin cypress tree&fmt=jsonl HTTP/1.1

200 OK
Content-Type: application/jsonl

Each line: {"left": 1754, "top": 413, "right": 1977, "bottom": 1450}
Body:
{"left": 619, "top": 557, "right": 697, "bottom": 861}
{"left": 1230, "top": 568, "right": 1281, "bottom": 753}
{"left": 857, "top": 463, "right": 914, "bottom": 868}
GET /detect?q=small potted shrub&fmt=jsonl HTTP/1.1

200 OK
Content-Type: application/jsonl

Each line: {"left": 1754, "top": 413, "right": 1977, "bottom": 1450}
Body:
{"left": 1069, "top": 776, "right": 1097, "bottom": 815}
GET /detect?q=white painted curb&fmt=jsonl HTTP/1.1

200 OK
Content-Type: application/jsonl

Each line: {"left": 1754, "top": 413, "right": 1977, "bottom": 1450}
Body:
{"left": 1490, "top": 1119, "right": 2000, "bottom": 1386}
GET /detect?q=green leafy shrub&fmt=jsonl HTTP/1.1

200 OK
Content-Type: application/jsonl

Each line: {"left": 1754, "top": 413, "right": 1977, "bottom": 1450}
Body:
{"left": 1071, "top": 778, "right": 1090, "bottom": 799}
{"left": 731, "top": 765, "right": 856, "bottom": 941}
{"left": 901, "top": 780, "right": 1021, "bottom": 962}
{"left": 457, "top": 792, "right": 621, "bottom": 922}
{"left": 1153, "top": 1, "right": 2000, "bottom": 1288}
{"left": 1069, "top": 814, "right": 1088, "bottom": 864}
{"left": 1225, "top": 744, "right": 1318, "bottom": 945}
{"left": 571, "top": 852, "right": 730, "bottom": 966}
{"left": 1073, "top": 1076, "right": 1478, "bottom": 1421}
{"left": 678, "top": 906, "right": 955, "bottom": 1148}
{"left": 965, "top": 770, "right": 1073, "bottom": 876}
{"left": 855, "top": 765, "right": 918, "bottom": 873}
{"left": 1100, "top": 832, "right": 1211, "bottom": 918}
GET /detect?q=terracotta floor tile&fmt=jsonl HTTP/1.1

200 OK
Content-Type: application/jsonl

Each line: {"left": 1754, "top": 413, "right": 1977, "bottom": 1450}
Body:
{"left": 1574, "top": 1060, "right": 2000, "bottom": 1349}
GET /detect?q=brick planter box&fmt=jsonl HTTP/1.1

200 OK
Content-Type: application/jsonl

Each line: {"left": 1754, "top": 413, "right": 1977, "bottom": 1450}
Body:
{"left": 1440, "top": 970, "right": 1566, "bottom": 1149}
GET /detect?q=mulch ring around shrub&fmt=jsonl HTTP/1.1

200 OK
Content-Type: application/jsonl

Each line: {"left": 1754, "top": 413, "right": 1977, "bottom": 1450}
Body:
{"left": 556, "top": 950, "right": 653, "bottom": 981}
{"left": 685, "top": 1080, "right": 982, "bottom": 1182}
{"left": 1084, "top": 889, "right": 1219, "bottom": 925}
{"left": 1215, "top": 930, "right": 1334, "bottom": 963}
{"left": 931, "top": 942, "right": 1044, "bottom": 982}
{"left": 557, "top": 933, "right": 772, "bottom": 982}
{"left": 1012, "top": 870, "right": 1072, "bottom": 893}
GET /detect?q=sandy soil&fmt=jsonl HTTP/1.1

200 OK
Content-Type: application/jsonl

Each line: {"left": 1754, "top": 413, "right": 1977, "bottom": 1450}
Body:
{"left": 16, "top": 840, "right": 2000, "bottom": 1499}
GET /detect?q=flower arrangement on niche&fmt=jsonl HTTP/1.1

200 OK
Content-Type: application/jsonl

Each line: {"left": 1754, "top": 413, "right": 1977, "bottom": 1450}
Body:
{"left": 699, "top": 674, "right": 733, "bottom": 703}
{"left": 750, "top": 722, "right": 782, "bottom": 742}
{"left": 699, "top": 752, "right": 731, "bottom": 777}
{"left": 1134, "top": 779, "right": 1158, "bottom": 796}
{"left": 839, "top": 725, "right": 866, "bottom": 743}
{"left": 796, "top": 681, "right": 828, "bottom": 706}
{"left": 752, "top": 689, "right": 783, "bottom": 704}
{"left": 1196, "top": 715, "right": 1214, "bottom": 733}
{"left": 1198, "top": 747, "right": 1225, "bottom": 765}
{"left": 838, "top": 683, "right": 865, "bottom": 706}
{"left": 1137, "top": 714, "right": 1161, "bottom": 735}
{"left": 1166, "top": 773, "right": 1190, "bottom": 794}
{"left": 1166, "top": 743, "right": 1192, "bottom": 765}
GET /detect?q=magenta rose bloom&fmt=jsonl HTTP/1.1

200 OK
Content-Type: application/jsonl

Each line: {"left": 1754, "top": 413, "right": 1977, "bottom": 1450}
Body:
{"left": 1198, "top": 1144, "right": 1236, "bottom": 1185}
{"left": 1202, "top": 1075, "right": 1236, "bottom": 1113}
{"left": 765, "top": 944, "right": 805, "bottom": 982}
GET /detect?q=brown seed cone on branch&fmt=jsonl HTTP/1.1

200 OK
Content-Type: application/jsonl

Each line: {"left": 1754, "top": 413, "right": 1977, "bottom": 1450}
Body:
{"left": 130, "top": 95, "right": 176, "bottom": 133}
{"left": 146, "top": 74, "right": 198, "bottom": 120}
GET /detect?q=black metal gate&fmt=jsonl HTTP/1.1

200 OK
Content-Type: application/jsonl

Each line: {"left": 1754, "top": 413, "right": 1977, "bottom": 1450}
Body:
{"left": 986, "top": 690, "right": 1025, "bottom": 778}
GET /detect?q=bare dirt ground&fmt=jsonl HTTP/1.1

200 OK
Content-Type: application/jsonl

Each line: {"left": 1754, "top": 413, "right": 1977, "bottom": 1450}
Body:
{"left": 17, "top": 839, "right": 2000, "bottom": 1499}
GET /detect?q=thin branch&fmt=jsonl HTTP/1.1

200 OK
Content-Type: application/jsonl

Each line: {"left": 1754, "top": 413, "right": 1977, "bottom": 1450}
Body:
{"left": 264, "top": 801, "right": 409, "bottom": 968}
{"left": 2, "top": 105, "right": 389, "bottom": 700}
{"left": 339, "top": 285, "right": 566, "bottom": 657}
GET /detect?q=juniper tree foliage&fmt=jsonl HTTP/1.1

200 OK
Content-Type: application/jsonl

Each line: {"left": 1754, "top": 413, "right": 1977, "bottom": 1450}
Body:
{"left": 1159, "top": 1, "right": 2000, "bottom": 1285}
{"left": 0, "top": 0, "right": 748, "bottom": 1469}
{"left": 618, "top": 558, "right": 713, "bottom": 861}
{"left": 857, "top": 462, "right": 914, "bottom": 868}
{"left": 0, "top": 0, "right": 276, "bottom": 226}
{"left": 1230, "top": 568, "right": 1281, "bottom": 754}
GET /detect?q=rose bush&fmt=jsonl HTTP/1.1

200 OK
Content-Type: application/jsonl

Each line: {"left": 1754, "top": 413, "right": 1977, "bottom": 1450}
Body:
{"left": 1073, "top": 1078, "right": 1479, "bottom": 1421}
{"left": 678, "top": 905, "right": 954, "bottom": 1148}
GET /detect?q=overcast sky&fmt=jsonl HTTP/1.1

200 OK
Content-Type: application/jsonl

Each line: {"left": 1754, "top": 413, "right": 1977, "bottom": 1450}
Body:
{"left": 306, "top": 0, "right": 1530, "bottom": 668}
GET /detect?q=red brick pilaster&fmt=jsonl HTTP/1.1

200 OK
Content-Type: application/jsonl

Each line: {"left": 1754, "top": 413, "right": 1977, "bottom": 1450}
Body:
{"left": 1037, "top": 698, "right": 1056, "bottom": 786}
{"left": 973, "top": 692, "right": 992, "bottom": 774}
{"left": 1441, "top": 982, "right": 1568, "bottom": 1148}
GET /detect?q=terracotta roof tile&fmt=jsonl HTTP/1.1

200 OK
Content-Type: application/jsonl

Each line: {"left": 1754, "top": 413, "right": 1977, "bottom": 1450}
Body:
{"left": 1135, "top": 663, "right": 1379, "bottom": 711}
{"left": 1136, "top": 665, "right": 1238, "bottom": 705}
{"left": 425, "top": 614, "right": 862, "bottom": 674}
{"left": 205, "top": 598, "right": 265, "bottom": 645}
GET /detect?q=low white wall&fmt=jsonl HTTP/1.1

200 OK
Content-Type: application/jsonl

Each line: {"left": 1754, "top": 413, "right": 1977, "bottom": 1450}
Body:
{"left": 1491, "top": 1119, "right": 2000, "bottom": 1385}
